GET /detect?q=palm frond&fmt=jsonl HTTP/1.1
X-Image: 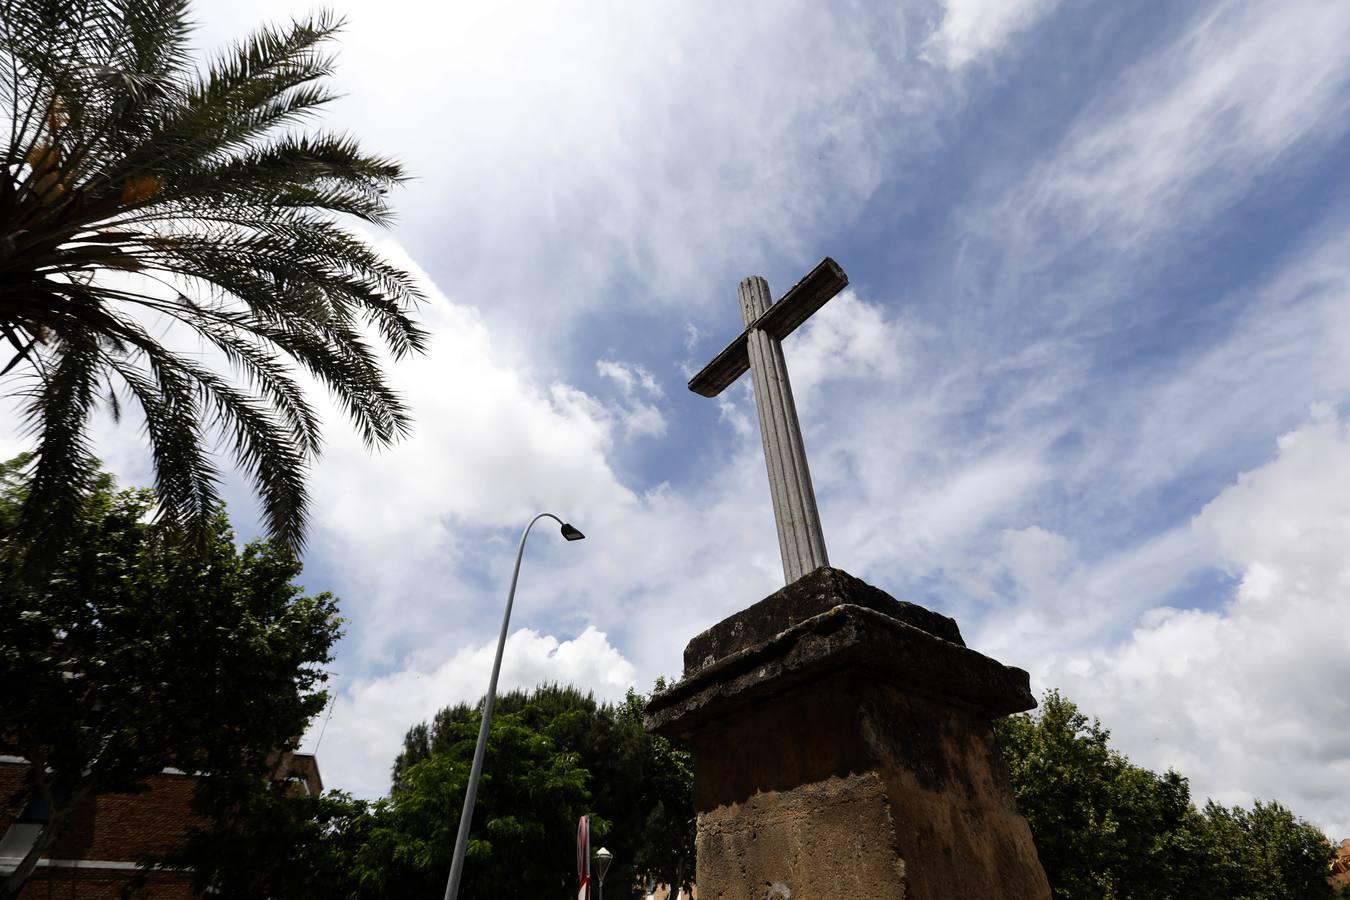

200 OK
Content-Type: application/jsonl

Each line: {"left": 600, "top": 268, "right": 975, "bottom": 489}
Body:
{"left": 0, "top": 2, "right": 425, "bottom": 557}
{"left": 14, "top": 330, "right": 101, "bottom": 556}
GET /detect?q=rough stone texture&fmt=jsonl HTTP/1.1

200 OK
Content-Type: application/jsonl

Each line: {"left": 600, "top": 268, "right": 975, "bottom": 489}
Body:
{"left": 647, "top": 569, "right": 1050, "bottom": 900}
{"left": 696, "top": 771, "right": 903, "bottom": 900}
{"left": 683, "top": 567, "right": 963, "bottom": 674}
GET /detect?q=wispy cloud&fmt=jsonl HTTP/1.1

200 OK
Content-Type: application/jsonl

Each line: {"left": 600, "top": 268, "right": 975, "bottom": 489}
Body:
{"left": 1038, "top": 413, "right": 1350, "bottom": 837}
{"left": 312, "top": 626, "right": 635, "bottom": 797}
{"left": 5, "top": 0, "right": 1350, "bottom": 837}
{"left": 191, "top": 0, "right": 957, "bottom": 345}
{"left": 964, "top": 0, "right": 1350, "bottom": 326}
{"left": 924, "top": 0, "right": 1063, "bottom": 69}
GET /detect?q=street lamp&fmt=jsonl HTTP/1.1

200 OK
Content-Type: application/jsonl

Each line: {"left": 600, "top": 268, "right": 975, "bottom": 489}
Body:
{"left": 594, "top": 847, "right": 613, "bottom": 900}
{"left": 442, "top": 513, "right": 586, "bottom": 900}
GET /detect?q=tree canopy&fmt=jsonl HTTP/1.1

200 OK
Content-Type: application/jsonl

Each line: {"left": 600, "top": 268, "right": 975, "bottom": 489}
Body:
{"left": 174, "top": 682, "right": 1343, "bottom": 900}
{"left": 0, "top": 0, "right": 425, "bottom": 557}
{"left": 183, "top": 683, "right": 695, "bottom": 900}
{"left": 374, "top": 683, "right": 694, "bottom": 899}
{"left": 997, "top": 690, "right": 1338, "bottom": 899}
{"left": 165, "top": 786, "right": 379, "bottom": 900}
{"left": 0, "top": 456, "right": 342, "bottom": 897}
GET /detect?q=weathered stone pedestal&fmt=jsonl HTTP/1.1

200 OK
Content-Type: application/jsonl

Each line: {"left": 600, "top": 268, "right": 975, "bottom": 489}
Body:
{"left": 645, "top": 567, "right": 1050, "bottom": 900}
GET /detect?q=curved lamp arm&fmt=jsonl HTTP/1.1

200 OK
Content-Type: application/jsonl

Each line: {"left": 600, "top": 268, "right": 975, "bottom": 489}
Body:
{"left": 444, "top": 513, "right": 585, "bottom": 900}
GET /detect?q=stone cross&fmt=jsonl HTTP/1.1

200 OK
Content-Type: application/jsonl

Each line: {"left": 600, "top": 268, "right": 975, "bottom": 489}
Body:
{"left": 689, "top": 258, "right": 848, "bottom": 584}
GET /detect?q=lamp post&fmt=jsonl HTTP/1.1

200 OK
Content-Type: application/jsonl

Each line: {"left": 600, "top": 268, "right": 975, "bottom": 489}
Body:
{"left": 594, "top": 847, "right": 613, "bottom": 900}
{"left": 442, "top": 513, "right": 586, "bottom": 900}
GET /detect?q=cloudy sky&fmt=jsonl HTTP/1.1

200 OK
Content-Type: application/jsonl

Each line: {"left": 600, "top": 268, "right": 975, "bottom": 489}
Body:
{"left": 9, "top": 0, "right": 1350, "bottom": 836}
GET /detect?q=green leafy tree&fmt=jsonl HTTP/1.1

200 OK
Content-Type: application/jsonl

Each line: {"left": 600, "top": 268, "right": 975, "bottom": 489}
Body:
{"left": 0, "top": 457, "right": 342, "bottom": 898}
{"left": 365, "top": 701, "right": 592, "bottom": 898}
{"left": 617, "top": 683, "right": 695, "bottom": 898}
{"left": 1200, "top": 799, "right": 1337, "bottom": 900}
{"left": 0, "top": 0, "right": 425, "bottom": 557}
{"left": 162, "top": 786, "right": 378, "bottom": 900}
{"left": 997, "top": 690, "right": 1336, "bottom": 899}
{"left": 996, "top": 689, "right": 1123, "bottom": 896}
{"left": 386, "top": 683, "right": 695, "bottom": 900}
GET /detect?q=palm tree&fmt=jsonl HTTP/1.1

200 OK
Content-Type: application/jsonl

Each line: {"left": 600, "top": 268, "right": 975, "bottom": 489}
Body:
{"left": 0, "top": 0, "right": 426, "bottom": 557}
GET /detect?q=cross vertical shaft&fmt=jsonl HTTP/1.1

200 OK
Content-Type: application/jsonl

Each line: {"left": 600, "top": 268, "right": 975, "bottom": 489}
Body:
{"left": 739, "top": 276, "right": 828, "bottom": 582}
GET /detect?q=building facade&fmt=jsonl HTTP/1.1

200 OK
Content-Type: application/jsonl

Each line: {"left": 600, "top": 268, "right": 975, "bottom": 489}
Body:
{"left": 0, "top": 753, "right": 322, "bottom": 898}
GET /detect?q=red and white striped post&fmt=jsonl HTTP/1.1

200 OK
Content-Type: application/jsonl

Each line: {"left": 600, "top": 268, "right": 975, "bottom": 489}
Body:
{"left": 577, "top": 815, "right": 592, "bottom": 900}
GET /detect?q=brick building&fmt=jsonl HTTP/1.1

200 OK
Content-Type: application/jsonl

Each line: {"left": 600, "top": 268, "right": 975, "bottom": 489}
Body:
{"left": 0, "top": 753, "right": 322, "bottom": 898}
{"left": 1332, "top": 838, "right": 1350, "bottom": 891}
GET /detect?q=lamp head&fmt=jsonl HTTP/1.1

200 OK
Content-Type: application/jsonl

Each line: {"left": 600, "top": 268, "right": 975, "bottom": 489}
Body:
{"left": 594, "top": 846, "right": 613, "bottom": 880}
{"left": 560, "top": 522, "right": 585, "bottom": 541}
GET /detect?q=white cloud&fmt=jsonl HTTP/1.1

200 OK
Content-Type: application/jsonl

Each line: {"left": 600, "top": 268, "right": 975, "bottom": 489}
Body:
{"left": 970, "top": 523, "right": 1212, "bottom": 657}
{"left": 1065, "top": 215, "right": 1350, "bottom": 506}
{"left": 206, "top": 230, "right": 813, "bottom": 687}
{"left": 5, "top": 0, "right": 1349, "bottom": 831}
{"left": 0, "top": 227, "right": 802, "bottom": 770}
{"left": 170, "top": 0, "right": 1350, "bottom": 836}
{"left": 597, "top": 360, "right": 662, "bottom": 399}
{"left": 1037, "top": 413, "right": 1350, "bottom": 836}
{"left": 716, "top": 395, "right": 753, "bottom": 440}
{"left": 298, "top": 241, "right": 648, "bottom": 662}
{"left": 925, "top": 0, "right": 1062, "bottom": 69}
{"left": 597, "top": 359, "right": 667, "bottom": 439}
{"left": 984, "top": 0, "right": 1350, "bottom": 278}
{"left": 683, "top": 324, "right": 703, "bottom": 356}
{"left": 187, "top": 0, "right": 956, "bottom": 356}
{"left": 1000, "top": 526, "right": 1075, "bottom": 601}
{"left": 310, "top": 626, "right": 636, "bottom": 799}
{"left": 784, "top": 292, "right": 910, "bottom": 406}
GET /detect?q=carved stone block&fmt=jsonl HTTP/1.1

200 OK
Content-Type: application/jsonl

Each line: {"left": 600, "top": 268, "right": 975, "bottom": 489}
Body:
{"left": 646, "top": 567, "right": 1051, "bottom": 900}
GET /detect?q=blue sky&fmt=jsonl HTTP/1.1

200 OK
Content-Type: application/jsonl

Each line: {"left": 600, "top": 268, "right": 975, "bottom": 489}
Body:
{"left": 6, "top": 0, "right": 1350, "bottom": 835}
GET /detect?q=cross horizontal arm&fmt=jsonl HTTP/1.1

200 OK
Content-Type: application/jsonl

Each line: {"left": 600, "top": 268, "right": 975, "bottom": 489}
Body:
{"left": 687, "top": 326, "right": 751, "bottom": 399}
{"left": 688, "top": 257, "right": 848, "bottom": 397}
